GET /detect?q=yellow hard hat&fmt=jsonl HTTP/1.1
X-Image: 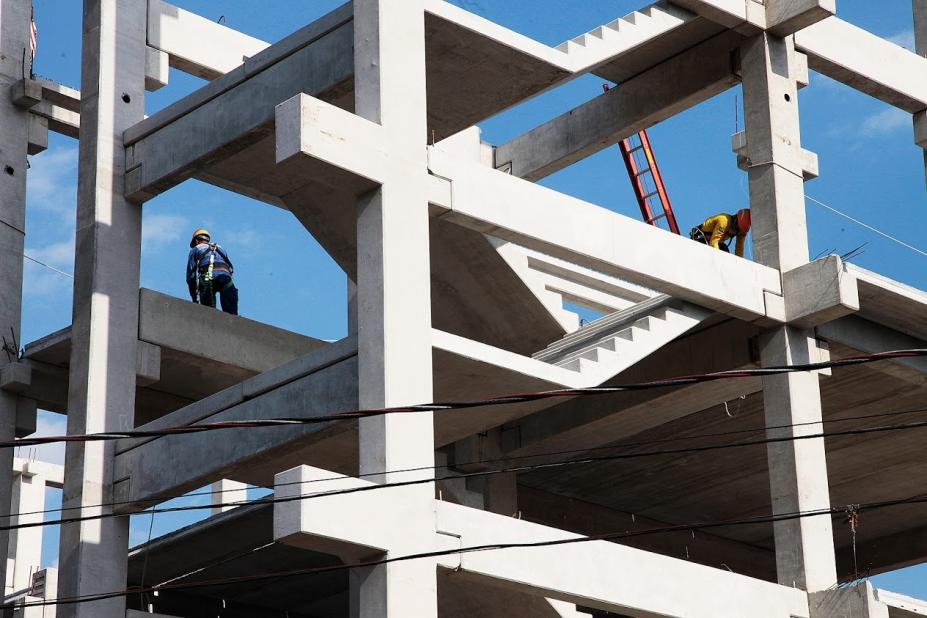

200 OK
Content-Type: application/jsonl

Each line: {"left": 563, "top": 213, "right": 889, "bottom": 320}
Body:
{"left": 190, "top": 228, "right": 210, "bottom": 247}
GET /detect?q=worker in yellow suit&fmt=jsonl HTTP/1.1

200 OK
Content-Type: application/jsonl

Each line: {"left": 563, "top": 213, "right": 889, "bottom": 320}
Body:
{"left": 690, "top": 209, "right": 751, "bottom": 257}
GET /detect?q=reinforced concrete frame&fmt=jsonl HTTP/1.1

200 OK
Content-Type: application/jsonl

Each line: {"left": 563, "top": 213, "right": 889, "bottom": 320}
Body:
{"left": 3, "top": 0, "right": 927, "bottom": 616}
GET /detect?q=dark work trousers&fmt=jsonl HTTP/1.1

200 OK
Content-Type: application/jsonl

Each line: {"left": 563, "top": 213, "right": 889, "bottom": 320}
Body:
{"left": 198, "top": 273, "right": 239, "bottom": 315}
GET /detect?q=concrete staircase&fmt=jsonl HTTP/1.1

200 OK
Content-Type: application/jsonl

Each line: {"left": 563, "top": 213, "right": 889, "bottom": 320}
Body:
{"left": 555, "top": 1, "right": 695, "bottom": 71}
{"left": 533, "top": 296, "right": 712, "bottom": 385}
{"left": 491, "top": 240, "right": 662, "bottom": 335}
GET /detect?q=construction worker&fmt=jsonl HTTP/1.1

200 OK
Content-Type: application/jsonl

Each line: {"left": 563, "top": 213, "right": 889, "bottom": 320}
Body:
{"left": 689, "top": 209, "right": 751, "bottom": 258}
{"left": 186, "top": 229, "right": 239, "bottom": 315}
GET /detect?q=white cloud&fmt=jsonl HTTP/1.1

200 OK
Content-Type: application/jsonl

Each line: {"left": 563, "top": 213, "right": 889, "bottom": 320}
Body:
{"left": 142, "top": 213, "right": 189, "bottom": 251}
{"left": 26, "top": 147, "right": 78, "bottom": 216}
{"left": 27, "top": 239, "right": 74, "bottom": 270}
{"left": 23, "top": 238, "right": 75, "bottom": 296}
{"left": 21, "top": 411, "right": 67, "bottom": 465}
{"left": 860, "top": 107, "right": 909, "bottom": 137}
{"left": 887, "top": 29, "right": 915, "bottom": 51}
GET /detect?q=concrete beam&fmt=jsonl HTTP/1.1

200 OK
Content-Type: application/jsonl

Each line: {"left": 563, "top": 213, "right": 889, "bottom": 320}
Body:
{"left": 795, "top": 17, "right": 927, "bottom": 113}
{"left": 275, "top": 93, "right": 388, "bottom": 184}
{"left": 877, "top": 589, "right": 927, "bottom": 617}
{"left": 765, "top": 0, "right": 835, "bottom": 37}
{"left": 27, "top": 114, "right": 47, "bottom": 155}
{"left": 273, "top": 465, "right": 806, "bottom": 617}
{"left": 783, "top": 256, "right": 859, "bottom": 327}
{"left": 209, "top": 479, "right": 247, "bottom": 516}
{"left": 12, "top": 458, "right": 64, "bottom": 488}
{"left": 10, "top": 78, "right": 81, "bottom": 138}
{"left": 495, "top": 32, "right": 741, "bottom": 182}
{"left": 0, "top": 362, "right": 30, "bottom": 394}
{"left": 849, "top": 264, "right": 927, "bottom": 341}
{"left": 732, "top": 130, "right": 819, "bottom": 180}
{"left": 428, "top": 148, "right": 783, "bottom": 321}
{"left": 112, "top": 338, "right": 358, "bottom": 512}
{"left": 14, "top": 398, "right": 35, "bottom": 438}
{"left": 147, "top": 0, "right": 269, "bottom": 80}
{"left": 499, "top": 319, "right": 762, "bottom": 460}
{"left": 810, "top": 583, "right": 889, "bottom": 618}
{"left": 668, "top": 0, "right": 764, "bottom": 32}
{"left": 30, "top": 100, "right": 79, "bottom": 139}
{"left": 124, "top": 6, "right": 353, "bottom": 202}
{"left": 31, "top": 78, "right": 80, "bottom": 112}
{"left": 145, "top": 45, "right": 169, "bottom": 91}
{"left": 435, "top": 501, "right": 810, "bottom": 618}
{"left": 9, "top": 78, "right": 40, "bottom": 108}
{"left": 137, "top": 289, "right": 327, "bottom": 374}
{"left": 517, "top": 486, "right": 776, "bottom": 580}
{"left": 135, "top": 340, "right": 160, "bottom": 387}
{"left": 671, "top": 0, "right": 832, "bottom": 35}
{"left": 275, "top": 465, "right": 396, "bottom": 562}
{"left": 817, "top": 316, "right": 927, "bottom": 376}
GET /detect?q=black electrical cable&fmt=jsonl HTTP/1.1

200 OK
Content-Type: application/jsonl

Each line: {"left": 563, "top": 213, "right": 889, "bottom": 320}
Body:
{"left": 7, "top": 490, "right": 927, "bottom": 610}
{"left": 9, "top": 348, "right": 927, "bottom": 449}
{"left": 8, "top": 415, "right": 927, "bottom": 534}
{"left": 12, "top": 403, "right": 927, "bottom": 522}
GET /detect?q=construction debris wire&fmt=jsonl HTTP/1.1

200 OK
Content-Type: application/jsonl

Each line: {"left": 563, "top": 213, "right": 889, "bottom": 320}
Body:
{"left": 10, "top": 348, "right": 927, "bottom": 449}
{"left": 10, "top": 403, "right": 927, "bottom": 522}
{"left": 7, "top": 490, "right": 927, "bottom": 610}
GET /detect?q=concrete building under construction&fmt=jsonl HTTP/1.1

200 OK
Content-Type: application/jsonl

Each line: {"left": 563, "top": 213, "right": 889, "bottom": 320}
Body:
{"left": 1, "top": 0, "right": 927, "bottom": 616}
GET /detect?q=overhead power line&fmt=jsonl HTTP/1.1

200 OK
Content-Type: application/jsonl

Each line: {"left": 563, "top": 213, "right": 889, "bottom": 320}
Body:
{"left": 806, "top": 194, "right": 927, "bottom": 259}
{"left": 8, "top": 414, "right": 927, "bottom": 535}
{"left": 23, "top": 252, "right": 73, "bottom": 278}
{"left": 10, "top": 348, "right": 927, "bottom": 450}
{"left": 16, "top": 403, "right": 927, "bottom": 522}
{"left": 7, "top": 490, "right": 927, "bottom": 610}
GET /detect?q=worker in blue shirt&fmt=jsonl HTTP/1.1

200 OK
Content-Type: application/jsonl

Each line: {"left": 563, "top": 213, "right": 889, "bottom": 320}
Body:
{"left": 186, "top": 229, "right": 239, "bottom": 315}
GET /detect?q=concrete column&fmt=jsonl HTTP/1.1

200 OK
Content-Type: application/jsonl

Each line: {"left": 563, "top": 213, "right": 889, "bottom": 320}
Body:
{"left": 58, "top": 1, "right": 147, "bottom": 616}
{"left": 6, "top": 469, "right": 45, "bottom": 594}
{"left": 347, "top": 276, "right": 357, "bottom": 336}
{"left": 353, "top": 0, "right": 437, "bottom": 616}
{"left": 915, "top": 0, "right": 927, "bottom": 57}
{"left": 913, "top": 1, "right": 927, "bottom": 185}
{"left": 209, "top": 478, "right": 247, "bottom": 515}
{"left": 0, "top": 0, "right": 34, "bottom": 594}
{"left": 741, "top": 33, "right": 837, "bottom": 592}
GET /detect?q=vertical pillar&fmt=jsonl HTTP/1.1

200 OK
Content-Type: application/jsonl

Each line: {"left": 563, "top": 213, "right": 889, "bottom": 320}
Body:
{"left": 915, "top": 0, "right": 927, "bottom": 57}
{"left": 209, "top": 479, "right": 248, "bottom": 516}
{"left": 347, "top": 276, "right": 358, "bottom": 336}
{"left": 741, "top": 33, "right": 837, "bottom": 592}
{"left": 0, "top": 0, "right": 33, "bottom": 594}
{"left": 912, "top": 1, "right": 927, "bottom": 185}
{"left": 353, "top": 0, "right": 436, "bottom": 616}
{"left": 58, "top": 1, "right": 147, "bottom": 616}
{"left": 6, "top": 469, "right": 45, "bottom": 594}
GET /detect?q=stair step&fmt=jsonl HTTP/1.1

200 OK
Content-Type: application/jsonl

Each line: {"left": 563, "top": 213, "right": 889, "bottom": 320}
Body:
{"left": 570, "top": 34, "right": 588, "bottom": 46}
{"left": 553, "top": 319, "right": 661, "bottom": 368}
{"left": 622, "top": 11, "right": 647, "bottom": 26}
{"left": 553, "top": 1, "right": 697, "bottom": 65}
{"left": 533, "top": 295, "right": 672, "bottom": 361}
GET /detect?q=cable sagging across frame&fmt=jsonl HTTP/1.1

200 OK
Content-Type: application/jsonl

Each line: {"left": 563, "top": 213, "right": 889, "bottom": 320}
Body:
{"left": 9, "top": 348, "right": 927, "bottom": 449}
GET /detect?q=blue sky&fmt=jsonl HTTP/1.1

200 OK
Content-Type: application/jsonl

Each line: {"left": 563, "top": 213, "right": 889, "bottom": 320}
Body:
{"left": 23, "top": 0, "right": 927, "bottom": 597}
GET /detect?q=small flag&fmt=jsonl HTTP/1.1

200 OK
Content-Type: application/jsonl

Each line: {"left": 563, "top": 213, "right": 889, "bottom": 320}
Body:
{"left": 29, "top": 5, "right": 37, "bottom": 63}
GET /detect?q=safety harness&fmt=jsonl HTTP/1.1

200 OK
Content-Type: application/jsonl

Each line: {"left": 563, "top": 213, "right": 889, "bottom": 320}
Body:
{"left": 197, "top": 243, "right": 234, "bottom": 298}
{"left": 689, "top": 226, "right": 730, "bottom": 253}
